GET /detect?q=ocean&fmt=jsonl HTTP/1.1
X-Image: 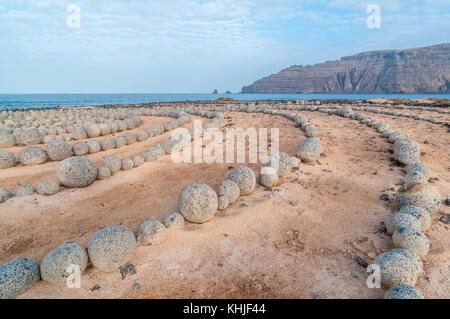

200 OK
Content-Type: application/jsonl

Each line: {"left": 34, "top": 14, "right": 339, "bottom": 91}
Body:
{"left": 0, "top": 93, "right": 449, "bottom": 110}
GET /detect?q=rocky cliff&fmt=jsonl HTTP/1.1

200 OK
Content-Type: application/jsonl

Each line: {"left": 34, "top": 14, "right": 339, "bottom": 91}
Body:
{"left": 241, "top": 43, "right": 450, "bottom": 94}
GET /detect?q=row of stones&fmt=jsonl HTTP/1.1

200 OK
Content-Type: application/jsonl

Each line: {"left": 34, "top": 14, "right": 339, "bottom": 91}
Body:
{"left": 353, "top": 103, "right": 450, "bottom": 115}
{"left": 0, "top": 104, "right": 322, "bottom": 298}
{"left": 0, "top": 112, "right": 190, "bottom": 170}
{"left": 0, "top": 111, "right": 209, "bottom": 201}
{"left": 313, "top": 104, "right": 441, "bottom": 299}
{"left": 0, "top": 111, "right": 143, "bottom": 148}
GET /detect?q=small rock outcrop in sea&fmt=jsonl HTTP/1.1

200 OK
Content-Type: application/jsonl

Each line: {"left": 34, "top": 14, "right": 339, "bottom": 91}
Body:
{"left": 178, "top": 182, "right": 218, "bottom": 223}
{"left": 46, "top": 140, "right": 73, "bottom": 161}
{"left": 17, "top": 146, "right": 48, "bottom": 165}
{"left": 374, "top": 248, "right": 422, "bottom": 288}
{"left": 136, "top": 218, "right": 168, "bottom": 246}
{"left": 392, "top": 227, "right": 430, "bottom": 257}
{"left": 87, "top": 225, "right": 136, "bottom": 272}
{"left": 40, "top": 242, "right": 88, "bottom": 285}
{"left": 217, "top": 180, "right": 240, "bottom": 203}
{"left": 227, "top": 166, "right": 256, "bottom": 196}
{"left": 36, "top": 178, "right": 60, "bottom": 196}
{"left": 296, "top": 137, "right": 322, "bottom": 163}
{"left": 163, "top": 212, "right": 185, "bottom": 228}
{"left": 0, "top": 150, "right": 15, "bottom": 169}
{"left": 0, "top": 258, "right": 40, "bottom": 299}
{"left": 384, "top": 285, "right": 424, "bottom": 299}
{"left": 57, "top": 156, "right": 98, "bottom": 188}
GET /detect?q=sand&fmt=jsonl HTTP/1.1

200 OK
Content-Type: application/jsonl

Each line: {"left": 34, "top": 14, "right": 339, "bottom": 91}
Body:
{"left": 0, "top": 103, "right": 448, "bottom": 299}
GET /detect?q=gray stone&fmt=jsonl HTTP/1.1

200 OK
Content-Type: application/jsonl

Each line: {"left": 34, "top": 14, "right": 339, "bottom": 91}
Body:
{"left": 0, "top": 187, "right": 13, "bottom": 203}
{"left": 217, "top": 179, "right": 240, "bottom": 203}
{"left": 384, "top": 285, "right": 424, "bottom": 299}
{"left": 163, "top": 212, "right": 185, "bottom": 228}
{"left": 72, "top": 141, "right": 89, "bottom": 156}
{"left": 123, "top": 132, "right": 137, "bottom": 145}
{"left": 374, "top": 248, "right": 423, "bottom": 288}
{"left": 99, "top": 123, "right": 112, "bottom": 136}
{"left": 40, "top": 242, "right": 88, "bottom": 285}
{"left": 304, "top": 124, "right": 319, "bottom": 137}
{"left": 100, "top": 137, "right": 116, "bottom": 151}
{"left": 131, "top": 155, "right": 144, "bottom": 167}
{"left": 0, "top": 133, "right": 16, "bottom": 147}
{"left": 72, "top": 125, "right": 87, "bottom": 140}
{"left": 394, "top": 184, "right": 441, "bottom": 213}
{"left": 259, "top": 166, "right": 278, "bottom": 187}
{"left": 296, "top": 137, "right": 322, "bottom": 163}
{"left": 103, "top": 155, "right": 121, "bottom": 174}
{"left": 87, "top": 225, "right": 136, "bottom": 271}
{"left": 136, "top": 130, "right": 149, "bottom": 142}
{"left": 0, "top": 258, "right": 40, "bottom": 299}
{"left": 136, "top": 218, "right": 167, "bottom": 246}
{"left": 405, "top": 162, "right": 431, "bottom": 176}
{"left": 268, "top": 152, "right": 299, "bottom": 177}
{"left": 36, "top": 178, "right": 60, "bottom": 196}
{"left": 385, "top": 213, "right": 421, "bottom": 235}
{"left": 122, "top": 158, "right": 134, "bottom": 170}
{"left": 46, "top": 140, "right": 73, "bottom": 161}
{"left": 403, "top": 171, "right": 427, "bottom": 189}
{"left": 86, "top": 140, "right": 101, "bottom": 154}
{"left": 393, "top": 227, "right": 430, "bottom": 257}
{"left": 399, "top": 205, "right": 431, "bottom": 231}
{"left": 16, "top": 186, "right": 35, "bottom": 197}
{"left": 57, "top": 156, "right": 97, "bottom": 188}
{"left": 85, "top": 124, "right": 101, "bottom": 138}
{"left": 227, "top": 166, "right": 256, "bottom": 196}
{"left": 142, "top": 150, "right": 157, "bottom": 162}
{"left": 97, "top": 166, "right": 111, "bottom": 180}
{"left": 17, "top": 146, "right": 48, "bottom": 165}
{"left": 0, "top": 150, "right": 15, "bottom": 169}
{"left": 114, "top": 135, "right": 127, "bottom": 148}
{"left": 18, "top": 128, "right": 42, "bottom": 145}
{"left": 218, "top": 195, "right": 230, "bottom": 210}
{"left": 178, "top": 182, "right": 218, "bottom": 223}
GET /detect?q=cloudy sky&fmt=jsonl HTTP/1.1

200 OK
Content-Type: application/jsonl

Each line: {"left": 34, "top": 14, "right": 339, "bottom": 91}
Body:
{"left": 0, "top": 0, "right": 449, "bottom": 93}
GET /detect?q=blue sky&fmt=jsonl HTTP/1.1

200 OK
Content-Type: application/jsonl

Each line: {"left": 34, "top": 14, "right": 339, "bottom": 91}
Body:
{"left": 0, "top": 0, "right": 449, "bottom": 93}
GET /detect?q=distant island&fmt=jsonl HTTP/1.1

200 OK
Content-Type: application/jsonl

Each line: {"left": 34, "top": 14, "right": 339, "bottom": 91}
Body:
{"left": 241, "top": 43, "right": 450, "bottom": 94}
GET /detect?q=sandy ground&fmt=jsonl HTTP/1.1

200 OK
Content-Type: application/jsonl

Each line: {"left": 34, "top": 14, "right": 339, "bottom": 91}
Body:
{"left": 0, "top": 105, "right": 449, "bottom": 299}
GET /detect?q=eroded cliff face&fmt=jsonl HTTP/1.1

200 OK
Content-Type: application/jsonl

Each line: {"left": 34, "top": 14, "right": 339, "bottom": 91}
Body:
{"left": 241, "top": 43, "right": 450, "bottom": 94}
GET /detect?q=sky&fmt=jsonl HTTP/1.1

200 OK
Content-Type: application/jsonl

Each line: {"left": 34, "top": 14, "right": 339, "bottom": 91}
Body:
{"left": 0, "top": 0, "right": 449, "bottom": 94}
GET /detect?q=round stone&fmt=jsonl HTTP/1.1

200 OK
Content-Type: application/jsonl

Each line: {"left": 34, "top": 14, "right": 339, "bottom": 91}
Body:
{"left": 178, "top": 182, "right": 218, "bottom": 223}
{"left": 0, "top": 150, "right": 16, "bottom": 169}
{"left": 374, "top": 248, "right": 423, "bottom": 288}
{"left": 16, "top": 186, "right": 35, "bottom": 197}
{"left": 97, "top": 166, "right": 111, "bottom": 180}
{"left": 0, "top": 258, "right": 40, "bottom": 299}
{"left": 399, "top": 205, "right": 431, "bottom": 231}
{"left": 103, "top": 155, "right": 121, "bottom": 174}
{"left": 227, "top": 166, "right": 256, "bottom": 196}
{"left": 114, "top": 135, "right": 127, "bottom": 148}
{"left": 86, "top": 140, "right": 101, "bottom": 154}
{"left": 403, "top": 171, "right": 426, "bottom": 189}
{"left": 17, "top": 146, "right": 48, "bottom": 165}
{"left": 40, "top": 242, "right": 88, "bottom": 285}
{"left": 0, "top": 187, "right": 13, "bottom": 203}
{"left": 385, "top": 213, "right": 421, "bottom": 235}
{"left": 72, "top": 125, "right": 87, "bottom": 140}
{"left": 136, "top": 218, "right": 167, "bottom": 246}
{"left": 296, "top": 137, "right": 323, "bottom": 163}
{"left": 72, "top": 141, "right": 89, "bottom": 156}
{"left": 163, "top": 212, "right": 185, "bottom": 228}
{"left": 394, "top": 184, "right": 441, "bottom": 213}
{"left": 142, "top": 150, "right": 157, "bottom": 162}
{"left": 259, "top": 166, "right": 278, "bottom": 187}
{"left": 123, "top": 132, "right": 137, "bottom": 145}
{"left": 0, "top": 133, "right": 16, "bottom": 147}
{"left": 99, "top": 123, "right": 111, "bottom": 136}
{"left": 57, "top": 156, "right": 97, "bottom": 188}
{"left": 136, "top": 131, "right": 149, "bottom": 141}
{"left": 218, "top": 195, "right": 230, "bottom": 210}
{"left": 405, "top": 163, "right": 431, "bottom": 176}
{"left": 130, "top": 155, "right": 144, "bottom": 167}
{"left": 18, "top": 128, "right": 42, "bottom": 145}
{"left": 217, "top": 180, "right": 240, "bottom": 203}
{"left": 100, "top": 137, "right": 115, "bottom": 151}
{"left": 121, "top": 158, "right": 134, "bottom": 170}
{"left": 393, "top": 227, "right": 430, "bottom": 257}
{"left": 304, "top": 124, "right": 319, "bottom": 137}
{"left": 87, "top": 225, "right": 136, "bottom": 271}
{"left": 36, "top": 178, "right": 60, "bottom": 196}
{"left": 85, "top": 124, "right": 101, "bottom": 138}
{"left": 384, "top": 285, "right": 424, "bottom": 299}
{"left": 46, "top": 140, "right": 73, "bottom": 161}
{"left": 268, "top": 152, "right": 299, "bottom": 177}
